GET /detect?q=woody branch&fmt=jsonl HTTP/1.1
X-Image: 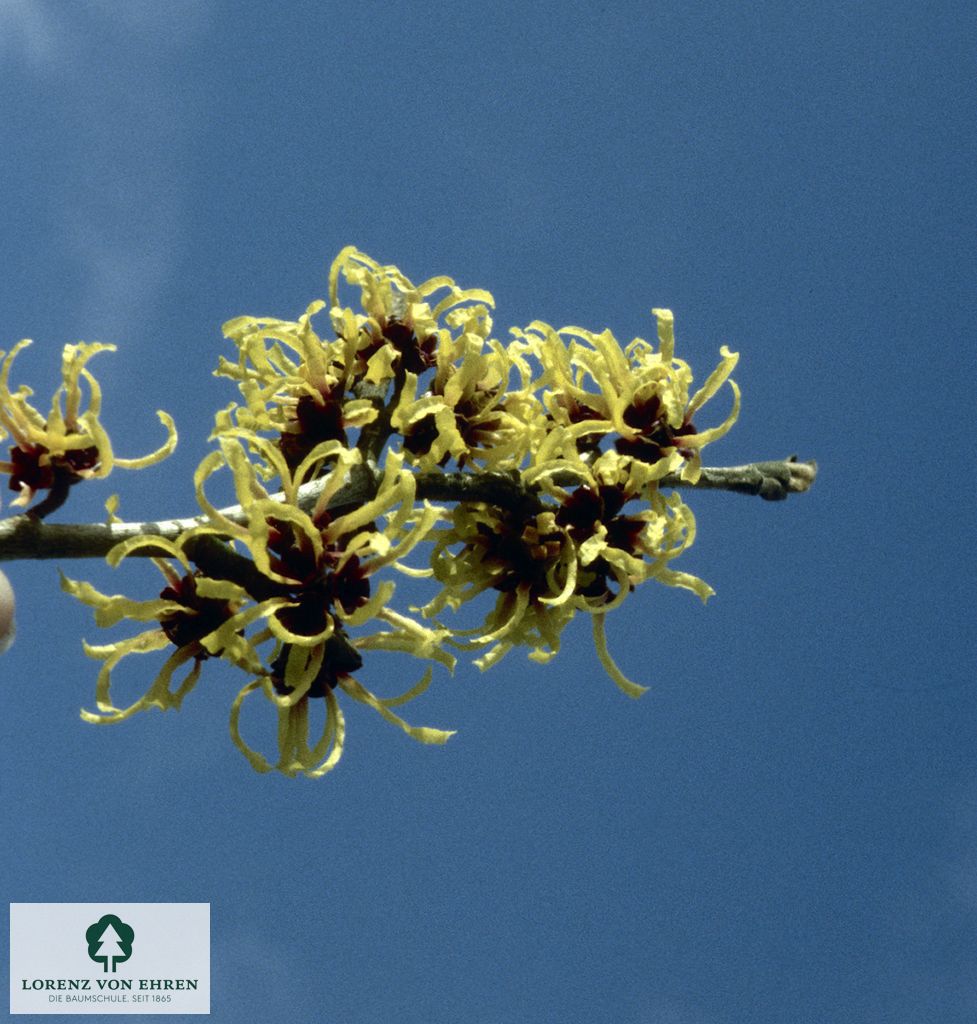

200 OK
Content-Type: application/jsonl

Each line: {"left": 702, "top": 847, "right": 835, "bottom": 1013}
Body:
{"left": 0, "top": 456, "right": 816, "bottom": 563}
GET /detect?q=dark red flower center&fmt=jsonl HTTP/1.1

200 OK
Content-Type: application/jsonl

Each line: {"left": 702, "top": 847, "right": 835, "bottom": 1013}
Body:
{"left": 356, "top": 318, "right": 437, "bottom": 377}
{"left": 270, "top": 633, "right": 363, "bottom": 699}
{"left": 472, "top": 515, "right": 564, "bottom": 597}
{"left": 7, "top": 442, "right": 100, "bottom": 496}
{"left": 279, "top": 387, "right": 348, "bottom": 468}
{"left": 159, "top": 572, "right": 236, "bottom": 654}
{"left": 554, "top": 484, "right": 646, "bottom": 604}
{"left": 615, "top": 394, "right": 697, "bottom": 463}
{"left": 262, "top": 518, "right": 371, "bottom": 639}
{"left": 402, "top": 413, "right": 443, "bottom": 460}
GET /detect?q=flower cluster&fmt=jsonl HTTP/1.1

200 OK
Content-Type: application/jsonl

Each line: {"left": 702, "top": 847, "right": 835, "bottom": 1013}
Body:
{"left": 3, "top": 248, "right": 741, "bottom": 778}
{"left": 63, "top": 438, "right": 453, "bottom": 778}
{"left": 425, "top": 449, "right": 710, "bottom": 695}
{"left": 0, "top": 340, "right": 176, "bottom": 514}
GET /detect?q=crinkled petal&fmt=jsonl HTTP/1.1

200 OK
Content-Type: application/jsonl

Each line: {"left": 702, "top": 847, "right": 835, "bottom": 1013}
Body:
{"left": 592, "top": 613, "right": 648, "bottom": 698}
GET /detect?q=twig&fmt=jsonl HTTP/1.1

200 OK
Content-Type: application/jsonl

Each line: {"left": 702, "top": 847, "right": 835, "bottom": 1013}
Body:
{"left": 0, "top": 458, "right": 816, "bottom": 563}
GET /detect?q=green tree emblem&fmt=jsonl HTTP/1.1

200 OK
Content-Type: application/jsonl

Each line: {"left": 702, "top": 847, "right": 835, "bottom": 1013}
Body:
{"left": 85, "top": 914, "right": 134, "bottom": 972}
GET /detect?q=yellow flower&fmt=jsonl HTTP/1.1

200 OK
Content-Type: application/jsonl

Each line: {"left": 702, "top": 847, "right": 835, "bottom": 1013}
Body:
{"left": 217, "top": 301, "right": 378, "bottom": 467}
{"left": 0, "top": 340, "right": 176, "bottom": 511}
{"left": 423, "top": 501, "right": 577, "bottom": 664}
{"left": 422, "top": 449, "right": 710, "bottom": 696}
{"left": 59, "top": 248, "right": 752, "bottom": 778}
{"left": 199, "top": 433, "right": 457, "bottom": 776}
{"left": 216, "top": 248, "right": 499, "bottom": 473}
{"left": 61, "top": 535, "right": 254, "bottom": 725}
{"left": 514, "top": 309, "right": 739, "bottom": 482}
{"left": 328, "top": 246, "right": 494, "bottom": 387}
{"left": 391, "top": 327, "right": 545, "bottom": 470}
{"left": 67, "top": 427, "right": 454, "bottom": 778}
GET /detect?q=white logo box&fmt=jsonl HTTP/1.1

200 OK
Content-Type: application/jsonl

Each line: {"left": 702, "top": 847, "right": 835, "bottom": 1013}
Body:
{"left": 10, "top": 903, "right": 210, "bottom": 1015}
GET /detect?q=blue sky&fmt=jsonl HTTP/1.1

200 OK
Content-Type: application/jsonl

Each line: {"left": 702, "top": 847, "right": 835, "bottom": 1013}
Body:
{"left": 1, "top": 1, "right": 974, "bottom": 1021}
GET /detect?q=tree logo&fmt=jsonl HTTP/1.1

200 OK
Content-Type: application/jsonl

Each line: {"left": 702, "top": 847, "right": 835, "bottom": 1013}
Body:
{"left": 85, "top": 914, "right": 134, "bottom": 973}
